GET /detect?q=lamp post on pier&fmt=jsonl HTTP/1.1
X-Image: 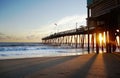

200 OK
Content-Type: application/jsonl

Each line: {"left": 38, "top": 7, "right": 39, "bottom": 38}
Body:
{"left": 75, "top": 22, "right": 78, "bottom": 48}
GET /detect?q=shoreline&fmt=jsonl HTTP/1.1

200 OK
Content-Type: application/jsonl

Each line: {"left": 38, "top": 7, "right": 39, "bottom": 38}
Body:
{"left": 0, "top": 54, "right": 82, "bottom": 61}
{"left": 0, "top": 51, "right": 87, "bottom": 60}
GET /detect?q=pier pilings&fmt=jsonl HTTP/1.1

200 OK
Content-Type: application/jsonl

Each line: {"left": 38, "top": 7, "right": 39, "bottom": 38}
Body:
{"left": 42, "top": 27, "right": 120, "bottom": 54}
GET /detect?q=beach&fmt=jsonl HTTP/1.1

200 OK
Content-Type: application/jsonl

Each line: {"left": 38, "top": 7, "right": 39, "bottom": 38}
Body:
{"left": 0, "top": 53, "right": 120, "bottom": 78}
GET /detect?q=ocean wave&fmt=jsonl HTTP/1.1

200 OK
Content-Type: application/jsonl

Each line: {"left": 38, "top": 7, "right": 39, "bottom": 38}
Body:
{"left": 0, "top": 42, "right": 43, "bottom": 47}
{"left": 0, "top": 47, "right": 28, "bottom": 51}
{"left": 0, "top": 46, "right": 60, "bottom": 52}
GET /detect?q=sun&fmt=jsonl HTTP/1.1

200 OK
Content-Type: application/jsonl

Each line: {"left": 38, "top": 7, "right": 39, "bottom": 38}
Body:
{"left": 99, "top": 33, "right": 103, "bottom": 45}
{"left": 98, "top": 32, "right": 106, "bottom": 46}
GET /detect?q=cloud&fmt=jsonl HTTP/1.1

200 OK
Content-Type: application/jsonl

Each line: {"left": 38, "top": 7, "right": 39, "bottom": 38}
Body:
{"left": 55, "top": 15, "right": 86, "bottom": 31}
{"left": 0, "top": 37, "right": 5, "bottom": 40}
{"left": 0, "top": 32, "right": 22, "bottom": 42}
{"left": 0, "top": 32, "right": 6, "bottom": 40}
{"left": 26, "top": 34, "right": 42, "bottom": 41}
{"left": 34, "top": 14, "right": 87, "bottom": 37}
{"left": 26, "top": 35, "right": 35, "bottom": 39}
{"left": 26, "top": 14, "right": 87, "bottom": 42}
{"left": 57, "top": 15, "right": 86, "bottom": 25}
{"left": 0, "top": 15, "right": 87, "bottom": 42}
{"left": 0, "top": 35, "right": 12, "bottom": 41}
{"left": 0, "top": 32, "right": 5, "bottom": 36}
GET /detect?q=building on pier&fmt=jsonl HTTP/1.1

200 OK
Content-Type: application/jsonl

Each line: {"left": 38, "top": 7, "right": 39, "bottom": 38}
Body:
{"left": 87, "top": 0, "right": 120, "bottom": 53}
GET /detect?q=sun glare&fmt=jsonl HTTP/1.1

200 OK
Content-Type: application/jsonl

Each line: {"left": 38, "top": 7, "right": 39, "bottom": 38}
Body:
{"left": 98, "top": 32, "right": 106, "bottom": 46}
{"left": 99, "top": 33, "right": 103, "bottom": 45}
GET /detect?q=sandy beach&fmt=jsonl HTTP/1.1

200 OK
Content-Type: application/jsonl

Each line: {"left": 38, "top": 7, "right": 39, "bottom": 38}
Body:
{"left": 0, "top": 53, "right": 120, "bottom": 78}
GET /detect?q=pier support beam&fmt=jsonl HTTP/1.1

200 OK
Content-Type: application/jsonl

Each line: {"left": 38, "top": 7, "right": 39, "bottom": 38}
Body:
{"left": 119, "top": 29, "right": 120, "bottom": 51}
{"left": 92, "top": 33, "right": 94, "bottom": 52}
{"left": 88, "top": 32, "right": 90, "bottom": 53}
{"left": 87, "top": 7, "right": 90, "bottom": 54}
{"left": 75, "top": 35, "right": 78, "bottom": 48}
{"left": 79, "top": 35, "right": 81, "bottom": 48}
{"left": 96, "top": 32, "right": 99, "bottom": 54}
{"left": 109, "top": 29, "right": 116, "bottom": 53}
{"left": 106, "top": 31, "right": 109, "bottom": 53}
{"left": 81, "top": 34, "right": 85, "bottom": 49}
{"left": 101, "top": 32, "right": 104, "bottom": 52}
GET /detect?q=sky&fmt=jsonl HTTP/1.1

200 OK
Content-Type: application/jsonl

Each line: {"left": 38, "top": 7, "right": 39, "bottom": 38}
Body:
{"left": 0, "top": 0, "right": 87, "bottom": 42}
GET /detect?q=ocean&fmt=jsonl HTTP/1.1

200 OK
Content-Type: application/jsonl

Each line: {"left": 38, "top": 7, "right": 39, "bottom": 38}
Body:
{"left": 0, "top": 42, "right": 88, "bottom": 60}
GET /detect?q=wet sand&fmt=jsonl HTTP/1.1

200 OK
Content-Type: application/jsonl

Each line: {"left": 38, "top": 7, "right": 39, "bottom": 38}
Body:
{"left": 0, "top": 53, "right": 120, "bottom": 78}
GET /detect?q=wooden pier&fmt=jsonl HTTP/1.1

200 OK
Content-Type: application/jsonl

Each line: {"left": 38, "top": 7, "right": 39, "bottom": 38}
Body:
{"left": 42, "top": 26, "right": 94, "bottom": 49}
{"left": 42, "top": 0, "right": 120, "bottom": 54}
{"left": 42, "top": 25, "right": 120, "bottom": 54}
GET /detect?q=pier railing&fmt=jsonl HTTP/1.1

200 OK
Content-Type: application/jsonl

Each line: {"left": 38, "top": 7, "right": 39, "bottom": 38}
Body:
{"left": 42, "top": 26, "right": 95, "bottom": 40}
